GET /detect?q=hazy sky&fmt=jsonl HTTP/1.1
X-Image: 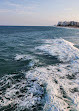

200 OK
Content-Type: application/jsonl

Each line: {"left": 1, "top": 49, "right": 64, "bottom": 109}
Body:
{"left": 0, "top": 0, "right": 79, "bottom": 26}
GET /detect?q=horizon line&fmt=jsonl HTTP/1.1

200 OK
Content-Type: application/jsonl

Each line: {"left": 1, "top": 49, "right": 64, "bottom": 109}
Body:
{"left": 0, "top": 25, "right": 55, "bottom": 27}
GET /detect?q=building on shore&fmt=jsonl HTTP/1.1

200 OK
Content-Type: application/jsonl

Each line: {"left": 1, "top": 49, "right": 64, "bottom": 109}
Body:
{"left": 76, "top": 22, "right": 79, "bottom": 26}
{"left": 57, "top": 21, "right": 79, "bottom": 27}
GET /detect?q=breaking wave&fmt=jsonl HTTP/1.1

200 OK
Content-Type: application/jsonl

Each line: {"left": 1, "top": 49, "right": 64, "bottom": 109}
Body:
{"left": 0, "top": 38, "right": 79, "bottom": 111}
{"left": 36, "top": 38, "right": 79, "bottom": 62}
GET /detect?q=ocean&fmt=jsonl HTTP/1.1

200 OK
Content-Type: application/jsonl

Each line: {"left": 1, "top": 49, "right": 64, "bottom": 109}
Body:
{"left": 0, "top": 26, "right": 79, "bottom": 111}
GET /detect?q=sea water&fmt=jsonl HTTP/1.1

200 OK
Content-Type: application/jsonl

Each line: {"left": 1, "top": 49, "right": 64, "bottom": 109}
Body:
{"left": 0, "top": 26, "right": 79, "bottom": 111}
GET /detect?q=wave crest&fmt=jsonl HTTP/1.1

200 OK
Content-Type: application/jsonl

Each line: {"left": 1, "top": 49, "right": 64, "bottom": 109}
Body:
{"left": 36, "top": 39, "right": 79, "bottom": 62}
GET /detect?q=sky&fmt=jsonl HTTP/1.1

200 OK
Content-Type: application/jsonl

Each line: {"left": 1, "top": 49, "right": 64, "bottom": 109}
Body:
{"left": 0, "top": 0, "right": 79, "bottom": 26}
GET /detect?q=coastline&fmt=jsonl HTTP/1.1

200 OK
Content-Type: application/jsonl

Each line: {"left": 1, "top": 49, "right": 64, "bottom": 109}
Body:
{"left": 56, "top": 25, "right": 79, "bottom": 29}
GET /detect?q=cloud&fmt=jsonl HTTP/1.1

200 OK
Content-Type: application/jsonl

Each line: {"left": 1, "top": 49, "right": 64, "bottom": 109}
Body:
{"left": 9, "top": 1, "right": 40, "bottom": 14}
{"left": 0, "top": 1, "right": 40, "bottom": 15}
{"left": 8, "top": 1, "right": 40, "bottom": 10}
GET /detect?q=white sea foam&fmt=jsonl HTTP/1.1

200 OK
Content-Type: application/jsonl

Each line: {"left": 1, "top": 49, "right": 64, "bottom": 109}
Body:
{"left": 34, "top": 38, "right": 79, "bottom": 110}
{"left": 36, "top": 38, "right": 79, "bottom": 62}
{"left": 15, "top": 54, "right": 33, "bottom": 61}
{"left": 1, "top": 39, "right": 79, "bottom": 111}
{"left": 0, "top": 74, "right": 44, "bottom": 111}
{"left": 14, "top": 54, "right": 39, "bottom": 68}
{"left": 0, "top": 62, "right": 79, "bottom": 110}
{"left": 28, "top": 59, "right": 39, "bottom": 67}
{"left": 26, "top": 62, "right": 79, "bottom": 111}
{"left": 1, "top": 62, "right": 79, "bottom": 111}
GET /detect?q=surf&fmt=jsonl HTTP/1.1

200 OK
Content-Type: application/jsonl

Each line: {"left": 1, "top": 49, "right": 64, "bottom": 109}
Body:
{"left": 0, "top": 38, "right": 79, "bottom": 111}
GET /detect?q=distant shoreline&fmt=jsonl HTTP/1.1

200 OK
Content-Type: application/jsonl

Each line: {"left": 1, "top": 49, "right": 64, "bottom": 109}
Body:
{"left": 56, "top": 25, "right": 79, "bottom": 29}
{"left": 57, "top": 21, "right": 79, "bottom": 29}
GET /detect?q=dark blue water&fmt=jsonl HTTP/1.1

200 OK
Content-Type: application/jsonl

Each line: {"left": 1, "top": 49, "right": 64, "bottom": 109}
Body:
{"left": 0, "top": 26, "right": 79, "bottom": 111}
{"left": 0, "top": 26, "right": 79, "bottom": 77}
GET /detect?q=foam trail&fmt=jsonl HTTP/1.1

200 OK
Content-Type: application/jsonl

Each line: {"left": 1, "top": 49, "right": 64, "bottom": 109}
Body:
{"left": 26, "top": 62, "right": 79, "bottom": 111}
{"left": 1, "top": 63, "right": 79, "bottom": 110}
{"left": 36, "top": 38, "right": 79, "bottom": 62}
{"left": 34, "top": 38, "right": 79, "bottom": 110}
{"left": 0, "top": 38, "right": 79, "bottom": 111}
{"left": 14, "top": 54, "right": 39, "bottom": 68}
{"left": 15, "top": 54, "right": 33, "bottom": 61}
{"left": 0, "top": 74, "right": 44, "bottom": 111}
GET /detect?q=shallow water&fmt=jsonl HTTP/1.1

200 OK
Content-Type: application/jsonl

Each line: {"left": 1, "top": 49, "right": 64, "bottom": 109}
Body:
{"left": 0, "top": 26, "right": 79, "bottom": 111}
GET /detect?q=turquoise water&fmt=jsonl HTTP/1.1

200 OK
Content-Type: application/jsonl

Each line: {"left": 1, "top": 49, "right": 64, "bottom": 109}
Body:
{"left": 0, "top": 26, "right": 79, "bottom": 111}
